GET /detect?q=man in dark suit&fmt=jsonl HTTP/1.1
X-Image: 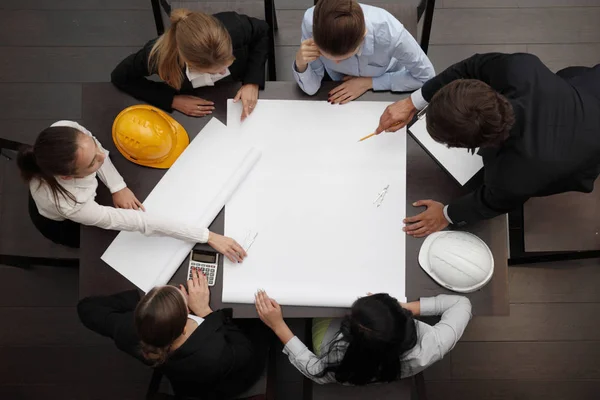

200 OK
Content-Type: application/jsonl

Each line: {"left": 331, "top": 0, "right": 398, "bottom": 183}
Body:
{"left": 375, "top": 53, "right": 600, "bottom": 237}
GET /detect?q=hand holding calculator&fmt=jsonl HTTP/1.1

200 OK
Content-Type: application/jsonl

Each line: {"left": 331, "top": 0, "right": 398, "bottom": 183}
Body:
{"left": 187, "top": 249, "right": 219, "bottom": 286}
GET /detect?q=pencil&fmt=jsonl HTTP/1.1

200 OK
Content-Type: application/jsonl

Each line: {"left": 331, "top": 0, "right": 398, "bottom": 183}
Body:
{"left": 358, "top": 132, "right": 377, "bottom": 142}
{"left": 358, "top": 122, "right": 403, "bottom": 142}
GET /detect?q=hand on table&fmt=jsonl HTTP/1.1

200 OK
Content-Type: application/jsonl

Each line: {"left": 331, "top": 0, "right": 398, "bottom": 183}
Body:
{"left": 375, "top": 97, "right": 417, "bottom": 134}
{"left": 233, "top": 84, "right": 259, "bottom": 121}
{"left": 172, "top": 95, "right": 214, "bottom": 117}
{"left": 255, "top": 290, "right": 285, "bottom": 331}
{"left": 328, "top": 76, "right": 373, "bottom": 104}
{"left": 295, "top": 38, "right": 321, "bottom": 73}
{"left": 112, "top": 187, "right": 145, "bottom": 211}
{"left": 207, "top": 232, "right": 247, "bottom": 263}
{"left": 403, "top": 200, "right": 449, "bottom": 238}
{"left": 179, "top": 268, "right": 212, "bottom": 317}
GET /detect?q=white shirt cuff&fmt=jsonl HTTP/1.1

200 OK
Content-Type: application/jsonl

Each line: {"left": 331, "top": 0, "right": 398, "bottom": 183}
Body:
{"left": 419, "top": 297, "right": 437, "bottom": 316}
{"left": 443, "top": 205, "right": 453, "bottom": 224}
{"left": 410, "top": 89, "right": 429, "bottom": 110}
{"left": 282, "top": 336, "right": 306, "bottom": 356}
{"left": 109, "top": 181, "right": 127, "bottom": 194}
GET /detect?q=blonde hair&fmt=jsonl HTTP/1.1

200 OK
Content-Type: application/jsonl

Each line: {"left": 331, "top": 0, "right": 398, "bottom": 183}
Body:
{"left": 149, "top": 9, "right": 235, "bottom": 90}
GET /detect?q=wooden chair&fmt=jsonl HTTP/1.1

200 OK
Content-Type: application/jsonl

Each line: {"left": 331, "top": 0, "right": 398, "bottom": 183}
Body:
{"left": 313, "top": 0, "right": 436, "bottom": 54}
{"left": 150, "top": 0, "right": 278, "bottom": 81}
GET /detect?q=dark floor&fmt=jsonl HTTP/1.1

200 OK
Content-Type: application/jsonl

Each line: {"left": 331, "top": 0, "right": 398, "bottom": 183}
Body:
{"left": 1, "top": 0, "right": 600, "bottom": 399}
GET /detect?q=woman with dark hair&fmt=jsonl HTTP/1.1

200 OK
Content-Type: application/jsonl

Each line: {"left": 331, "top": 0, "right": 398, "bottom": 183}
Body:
{"left": 255, "top": 290, "right": 471, "bottom": 384}
{"left": 17, "top": 120, "right": 245, "bottom": 262}
{"left": 294, "top": 0, "right": 434, "bottom": 103}
{"left": 78, "top": 270, "right": 269, "bottom": 398}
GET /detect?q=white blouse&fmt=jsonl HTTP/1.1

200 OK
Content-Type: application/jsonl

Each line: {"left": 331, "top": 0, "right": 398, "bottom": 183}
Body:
{"left": 29, "top": 120, "right": 209, "bottom": 243}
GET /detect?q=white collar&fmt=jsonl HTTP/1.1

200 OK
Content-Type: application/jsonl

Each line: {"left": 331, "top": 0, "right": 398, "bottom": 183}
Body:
{"left": 187, "top": 314, "right": 205, "bottom": 326}
{"left": 185, "top": 64, "right": 231, "bottom": 88}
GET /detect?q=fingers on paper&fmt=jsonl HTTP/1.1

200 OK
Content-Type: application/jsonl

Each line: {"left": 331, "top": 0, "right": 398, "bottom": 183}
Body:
{"left": 234, "top": 89, "right": 242, "bottom": 102}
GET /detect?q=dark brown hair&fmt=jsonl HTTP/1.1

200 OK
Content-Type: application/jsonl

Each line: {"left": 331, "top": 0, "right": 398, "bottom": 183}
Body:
{"left": 313, "top": 0, "right": 365, "bottom": 57}
{"left": 426, "top": 79, "right": 515, "bottom": 149}
{"left": 135, "top": 286, "right": 188, "bottom": 366}
{"left": 17, "top": 126, "right": 83, "bottom": 207}
{"left": 149, "top": 9, "right": 234, "bottom": 90}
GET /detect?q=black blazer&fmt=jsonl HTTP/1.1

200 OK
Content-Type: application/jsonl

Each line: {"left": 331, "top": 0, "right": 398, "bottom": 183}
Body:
{"left": 111, "top": 12, "right": 270, "bottom": 112}
{"left": 420, "top": 53, "right": 600, "bottom": 225}
{"left": 77, "top": 290, "right": 267, "bottom": 400}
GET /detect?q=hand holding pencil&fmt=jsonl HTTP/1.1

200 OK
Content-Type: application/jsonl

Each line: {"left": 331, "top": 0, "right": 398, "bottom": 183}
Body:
{"left": 374, "top": 98, "right": 418, "bottom": 135}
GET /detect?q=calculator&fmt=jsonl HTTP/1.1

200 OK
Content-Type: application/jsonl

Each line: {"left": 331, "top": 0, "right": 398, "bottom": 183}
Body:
{"left": 187, "top": 249, "right": 219, "bottom": 287}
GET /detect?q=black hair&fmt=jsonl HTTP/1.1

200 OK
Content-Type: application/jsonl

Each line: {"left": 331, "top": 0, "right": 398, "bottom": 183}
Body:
{"left": 314, "top": 293, "right": 418, "bottom": 385}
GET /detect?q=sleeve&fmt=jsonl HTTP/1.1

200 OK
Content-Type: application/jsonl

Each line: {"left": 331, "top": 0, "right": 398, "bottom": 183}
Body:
{"left": 77, "top": 290, "right": 140, "bottom": 339}
{"left": 111, "top": 39, "right": 179, "bottom": 112}
{"left": 292, "top": 10, "right": 325, "bottom": 96}
{"left": 66, "top": 199, "right": 210, "bottom": 243}
{"left": 372, "top": 25, "right": 435, "bottom": 92}
{"left": 282, "top": 336, "right": 338, "bottom": 384}
{"left": 95, "top": 156, "right": 127, "bottom": 194}
{"left": 419, "top": 295, "right": 472, "bottom": 356}
{"left": 238, "top": 15, "right": 269, "bottom": 89}
{"left": 420, "top": 53, "right": 512, "bottom": 102}
{"left": 446, "top": 184, "right": 527, "bottom": 226}
{"left": 77, "top": 290, "right": 147, "bottom": 362}
{"left": 50, "top": 120, "right": 127, "bottom": 193}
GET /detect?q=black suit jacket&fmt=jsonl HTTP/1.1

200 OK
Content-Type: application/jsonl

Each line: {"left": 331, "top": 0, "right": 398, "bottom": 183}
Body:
{"left": 77, "top": 290, "right": 266, "bottom": 400}
{"left": 111, "top": 12, "right": 270, "bottom": 112}
{"left": 420, "top": 53, "right": 600, "bottom": 225}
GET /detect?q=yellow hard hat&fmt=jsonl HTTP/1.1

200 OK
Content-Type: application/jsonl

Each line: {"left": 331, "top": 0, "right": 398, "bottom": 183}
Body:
{"left": 112, "top": 105, "right": 189, "bottom": 169}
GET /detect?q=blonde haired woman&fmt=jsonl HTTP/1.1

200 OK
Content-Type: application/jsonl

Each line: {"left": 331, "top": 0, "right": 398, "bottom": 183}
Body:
{"left": 112, "top": 9, "right": 269, "bottom": 121}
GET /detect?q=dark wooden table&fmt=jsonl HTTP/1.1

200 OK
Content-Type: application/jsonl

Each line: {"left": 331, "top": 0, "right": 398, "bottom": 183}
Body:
{"left": 80, "top": 82, "right": 508, "bottom": 317}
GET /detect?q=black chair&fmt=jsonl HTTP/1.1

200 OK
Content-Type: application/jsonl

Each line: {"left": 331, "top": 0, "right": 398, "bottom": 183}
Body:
{"left": 0, "top": 141, "right": 79, "bottom": 269}
{"left": 150, "top": 0, "right": 278, "bottom": 81}
{"left": 146, "top": 362, "right": 274, "bottom": 400}
{"left": 313, "top": 0, "right": 436, "bottom": 54}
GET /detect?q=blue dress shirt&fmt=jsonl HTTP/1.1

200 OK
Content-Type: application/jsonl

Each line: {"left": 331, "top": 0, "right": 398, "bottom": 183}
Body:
{"left": 293, "top": 4, "right": 435, "bottom": 95}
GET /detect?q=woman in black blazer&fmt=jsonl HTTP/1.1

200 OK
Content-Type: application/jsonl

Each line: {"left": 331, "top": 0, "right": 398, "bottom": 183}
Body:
{"left": 111, "top": 8, "right": 270, "bottom": 121}
{"left": 77, "top": 270, "right": 269, "bottom": 399}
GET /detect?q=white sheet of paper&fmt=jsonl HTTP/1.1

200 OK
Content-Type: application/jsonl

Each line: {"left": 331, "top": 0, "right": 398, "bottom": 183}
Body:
{"left": 101, "top": 118, "right": 261, "bottom": 292}
{"left": 409, "top": 116, "right": 483, "bottom": 185}
{"left": 222, "top": 100, "right": 406, "bottom": 307}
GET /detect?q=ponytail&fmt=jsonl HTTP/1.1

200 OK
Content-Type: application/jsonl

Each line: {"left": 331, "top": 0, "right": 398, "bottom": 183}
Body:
{"left": 16, "top": 145, "right": 41, "bottom": 182}
{"left": 135, "top": 286, "right": 188, "bottom": 367}
{"left": 149, "top": 9, "right": 190, "bottom": 90}
{"left": 140, "top": 342, "right": 172, "bottom": 367}
{"left": 148, "top": 9, "right": 234, "bottom": 90}
{"left": 17, "top": 126, "right": 81, "bottom": 207}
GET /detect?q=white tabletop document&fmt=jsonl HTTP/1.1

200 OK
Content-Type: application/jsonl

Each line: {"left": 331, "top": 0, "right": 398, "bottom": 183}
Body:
{"left": 101, "top": 119, "right": 261, "bottom": 292}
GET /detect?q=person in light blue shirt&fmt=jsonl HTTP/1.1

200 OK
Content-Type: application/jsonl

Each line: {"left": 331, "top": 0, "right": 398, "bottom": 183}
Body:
{"left": 293, "top": 0, "right": 435, "bottom": 104}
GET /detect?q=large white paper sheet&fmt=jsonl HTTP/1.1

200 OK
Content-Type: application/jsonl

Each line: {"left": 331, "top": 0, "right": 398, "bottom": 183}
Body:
{"left": 101, "top": 119, "right": 261, "bottom": 292}
{"left": 409, "top": 116, "right": 483, "bottom": 185}
{"left": 223, "top": 100, "right": 406, "bottom": 307}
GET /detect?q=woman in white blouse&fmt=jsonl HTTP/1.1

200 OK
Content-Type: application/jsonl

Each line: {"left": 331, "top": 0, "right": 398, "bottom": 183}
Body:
{"left": 17, "top": 120, "right": 245, "bottom": 262}
{"left": 255, "top": 290, "right": 472, "bottom": 385}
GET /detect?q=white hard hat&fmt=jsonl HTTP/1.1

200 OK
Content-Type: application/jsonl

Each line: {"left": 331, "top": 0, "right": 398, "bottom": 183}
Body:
{"left": 418, "top": 231, "right": 494, "bottom": 293}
